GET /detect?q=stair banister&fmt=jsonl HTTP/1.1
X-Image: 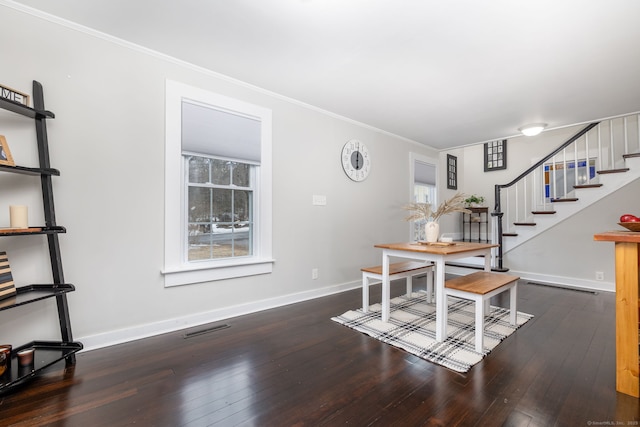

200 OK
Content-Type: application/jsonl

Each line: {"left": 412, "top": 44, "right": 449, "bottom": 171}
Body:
{"left": 492, "top": 122, "right": 599, "bottom": 270}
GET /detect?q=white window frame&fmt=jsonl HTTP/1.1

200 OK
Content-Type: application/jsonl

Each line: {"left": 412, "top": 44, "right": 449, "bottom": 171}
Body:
{"left": 409, "top": 152, "right": 438, "bottom": 241}
{"left": 163, "top": 80, "right": 273, "bottom": 287}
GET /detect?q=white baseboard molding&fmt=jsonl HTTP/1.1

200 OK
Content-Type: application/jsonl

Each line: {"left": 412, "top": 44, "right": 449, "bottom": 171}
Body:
{"left": 79, "top": 280, "right": 361, "bottom": 353}
{"left": 446, "top": 264, "right": 614, "bottom": 293}
{"left": 507, "top": 269, "right": 614, "bottom": 293}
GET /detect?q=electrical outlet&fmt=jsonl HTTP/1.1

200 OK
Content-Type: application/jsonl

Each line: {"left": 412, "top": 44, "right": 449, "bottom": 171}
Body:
{"left": 312, "top": 268, "right": 319, "bottom": 280}
{"left": 595, "top": 271, "right": 604, "bottom": 281}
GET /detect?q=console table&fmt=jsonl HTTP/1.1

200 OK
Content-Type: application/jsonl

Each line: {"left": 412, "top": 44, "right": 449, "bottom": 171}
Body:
{"left": 594, "top": 231, "right": 640, "bottom": 398}
{"left": 461, "top": 207, "right": 489, "bottom": 242}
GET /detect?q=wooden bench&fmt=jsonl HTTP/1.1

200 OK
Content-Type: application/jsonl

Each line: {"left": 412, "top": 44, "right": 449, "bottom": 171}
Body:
{"left": 444, "top": 271, "right": 520, "bottom": 352}
{"left": 361, "top": 261, "right": 434, "bottom": 312}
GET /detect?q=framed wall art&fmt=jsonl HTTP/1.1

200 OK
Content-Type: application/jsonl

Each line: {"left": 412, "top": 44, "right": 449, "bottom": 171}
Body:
{"left": 447, "top": 154, "right": 457, "bottom": 189}
{"left": 484, "top": 139, "right": 507, "bottom": 171}
{"left": 0, "top": 135, "right": 14, "bottom": 166}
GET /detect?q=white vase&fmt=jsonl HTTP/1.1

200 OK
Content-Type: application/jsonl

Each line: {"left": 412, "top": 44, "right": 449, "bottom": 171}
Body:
{"left": 425, "top": 221, "right": 440, "bottom": 243}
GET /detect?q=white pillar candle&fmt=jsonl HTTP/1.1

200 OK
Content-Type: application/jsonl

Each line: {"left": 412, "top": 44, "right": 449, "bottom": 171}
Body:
{"left": 9, "top": 205, "right": 28, "bottom": 228}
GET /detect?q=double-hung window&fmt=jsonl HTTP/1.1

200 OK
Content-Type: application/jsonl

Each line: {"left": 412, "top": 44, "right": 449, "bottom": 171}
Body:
{"left": 186, "top": 155, "right": 254, "bottom": 261}
{"left": 164, "top": 80, "right": 273, "bottom": 287}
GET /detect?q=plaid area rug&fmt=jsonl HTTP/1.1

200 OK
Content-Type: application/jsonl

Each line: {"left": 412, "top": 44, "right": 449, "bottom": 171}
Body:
{"left": 331, "top": 291, "right": 533, "bottom": 373}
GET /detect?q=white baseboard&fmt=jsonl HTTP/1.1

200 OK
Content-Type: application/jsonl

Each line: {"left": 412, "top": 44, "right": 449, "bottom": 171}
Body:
{"left": 506, "top": 269, "right": 614, "bottom": 293}
{"left": 446, "top": 264, "right": 614, "bottom": 293}
{"left": 79, "top": 280, "right": 361, "bottom": 353}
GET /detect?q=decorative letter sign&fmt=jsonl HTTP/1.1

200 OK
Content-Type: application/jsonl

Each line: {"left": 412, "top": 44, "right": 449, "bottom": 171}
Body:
{"left": 0, "top": 84, "right": 30, "bottom": 106}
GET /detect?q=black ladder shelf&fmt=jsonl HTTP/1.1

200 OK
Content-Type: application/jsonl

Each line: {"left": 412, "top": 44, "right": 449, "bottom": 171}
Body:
{"left": 0, "top": 81, "right": 82, "bottom": 393}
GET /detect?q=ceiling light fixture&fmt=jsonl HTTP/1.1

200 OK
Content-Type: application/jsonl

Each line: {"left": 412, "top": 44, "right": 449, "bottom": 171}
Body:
{"left": 518, "top": 123, "right": 547, "bottom": 136}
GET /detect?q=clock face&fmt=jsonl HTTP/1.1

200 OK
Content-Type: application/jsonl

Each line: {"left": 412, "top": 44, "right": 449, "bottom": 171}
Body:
{"left": 341, "top": 139, "right": 371, "bottom": 182}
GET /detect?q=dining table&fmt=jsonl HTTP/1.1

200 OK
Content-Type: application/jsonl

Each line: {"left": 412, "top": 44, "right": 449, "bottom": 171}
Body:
{"left": 374, "top": 241, "right": 498, "bottom": 342}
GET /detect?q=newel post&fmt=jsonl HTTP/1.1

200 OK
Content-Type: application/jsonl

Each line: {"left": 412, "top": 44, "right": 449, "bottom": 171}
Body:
{"left": 492, "top": 184, "right": 505, "bottom": 271}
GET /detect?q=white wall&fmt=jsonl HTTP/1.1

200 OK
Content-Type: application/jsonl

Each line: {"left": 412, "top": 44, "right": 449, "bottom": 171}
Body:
{"left": 0, "top": 5, "right": 438, "bottom": 350}
{"left": 505, "top": 179, "right": 639, "bottom": 290}
{"left": 440, "top": 124, "right": 640, "bottom": 291}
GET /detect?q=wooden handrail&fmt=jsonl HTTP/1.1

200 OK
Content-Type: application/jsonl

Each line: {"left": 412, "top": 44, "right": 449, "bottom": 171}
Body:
{"left": 495, "top": 122, "right": 600, "bottom": 198}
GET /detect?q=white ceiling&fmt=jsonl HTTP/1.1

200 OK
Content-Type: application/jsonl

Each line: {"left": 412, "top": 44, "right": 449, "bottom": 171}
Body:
{"left": 10, "top": 0, "right": 640, "bottom": 149}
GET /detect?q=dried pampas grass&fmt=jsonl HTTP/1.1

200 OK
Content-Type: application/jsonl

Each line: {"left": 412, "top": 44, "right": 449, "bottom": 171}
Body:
{"left": 403, "top": 192, "right": 471, "bottom": 222}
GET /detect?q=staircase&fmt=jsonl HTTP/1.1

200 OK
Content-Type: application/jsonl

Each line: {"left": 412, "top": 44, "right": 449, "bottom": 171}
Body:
{"left": 492, "top": 113, "right": 640, "bottom": 271}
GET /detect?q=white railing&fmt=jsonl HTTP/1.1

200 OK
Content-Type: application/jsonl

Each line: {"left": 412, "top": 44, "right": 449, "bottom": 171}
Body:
{"left": 493, "top": 113, "right": 640, "bottom": 270}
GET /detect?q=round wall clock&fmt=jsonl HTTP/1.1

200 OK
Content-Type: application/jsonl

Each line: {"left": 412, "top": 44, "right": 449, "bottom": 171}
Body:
{"left": 341, "top": 139, "right": 371, "bottom": 182}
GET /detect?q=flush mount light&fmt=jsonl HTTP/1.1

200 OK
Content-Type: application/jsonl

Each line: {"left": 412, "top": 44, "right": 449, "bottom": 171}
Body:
{"left": 518, "top": 123, "right": 547, "bottom": 136}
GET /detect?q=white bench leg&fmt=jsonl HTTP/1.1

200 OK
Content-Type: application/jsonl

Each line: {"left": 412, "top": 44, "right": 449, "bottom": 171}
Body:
{"left": 362, "top": 266, "right": 434, "bottom": 313}
{"left": 426, "top": 269, "right": 434, "bottom": 303}
{"left": 362, "top": 272, "right": 370, "bottom": 312}
{"left": 475, "top": 295, "right": 484, "bottom": 353}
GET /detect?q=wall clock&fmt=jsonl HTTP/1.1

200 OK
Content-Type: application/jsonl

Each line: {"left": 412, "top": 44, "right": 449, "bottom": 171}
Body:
{"left": 341, "top": 139, "right": 371, "bottom": 182}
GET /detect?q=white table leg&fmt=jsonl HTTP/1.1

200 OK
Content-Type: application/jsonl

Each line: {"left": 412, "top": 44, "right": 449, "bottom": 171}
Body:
{"left": 362, "top": 272, "right": 369, "bottom": 313}
{"left": 509, "top": 284, "right": 518, "bottom": 325}
{"left": 484, "top": 249, "right": 491, "bottom": 271}
{"left": 381, "top": 251, "right": 390, "bottom": 322}
{"left": 483, "top": 250, "right": 492, "bottom": 315}
{"left": 435, "top": 258, "right": 447, "bottom": 341}
{"left": 475, "top": 295, "right": 484, "bottom": 353}
{"left": 426, "top": 268, "right": 433, "bottom": 303}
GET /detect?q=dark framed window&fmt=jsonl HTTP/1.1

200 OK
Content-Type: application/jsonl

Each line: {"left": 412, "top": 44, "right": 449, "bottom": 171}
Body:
{"left": 484, "top": 139, "right": 507, "bottom": 171}
{"left": 447, "top": 154, "right": 457, "bottom": 189}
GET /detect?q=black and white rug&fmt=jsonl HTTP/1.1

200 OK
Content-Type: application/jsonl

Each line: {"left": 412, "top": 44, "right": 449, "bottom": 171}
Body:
{"left": 331, "top": 291, "right": 533, "bottom": 373}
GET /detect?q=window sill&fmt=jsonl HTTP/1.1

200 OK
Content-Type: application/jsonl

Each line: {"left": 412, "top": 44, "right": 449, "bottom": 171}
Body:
{"left": 162, "top": 258, "right": 275, "bottom": 287}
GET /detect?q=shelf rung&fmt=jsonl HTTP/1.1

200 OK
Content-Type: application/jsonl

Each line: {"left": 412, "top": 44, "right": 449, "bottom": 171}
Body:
{"left": 0, "top": 340, "right": 82, "bottom": 392}
{"left": 0, "top": 164, "right": 60, "bottom": 176}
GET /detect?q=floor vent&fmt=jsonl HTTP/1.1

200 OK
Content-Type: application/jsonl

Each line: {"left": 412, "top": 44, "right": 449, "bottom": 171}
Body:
{"left": 527, "top": 281, "right": 598, "bottom": 295}
{"left": 183, "top": 323, "right": 230, "bottom": 339}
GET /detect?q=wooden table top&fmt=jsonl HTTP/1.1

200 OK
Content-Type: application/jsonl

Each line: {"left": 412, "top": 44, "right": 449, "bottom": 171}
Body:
{"left": 594, "top": 231, "right": 640, "bottom": 243}
{"left": 374, "top": 241, "right": 498, "bottom": 255}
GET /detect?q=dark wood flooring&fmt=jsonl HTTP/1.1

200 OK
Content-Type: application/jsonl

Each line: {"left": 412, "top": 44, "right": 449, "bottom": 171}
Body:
{"left": 0, "top": 280, "right": 638, "bottom": 426}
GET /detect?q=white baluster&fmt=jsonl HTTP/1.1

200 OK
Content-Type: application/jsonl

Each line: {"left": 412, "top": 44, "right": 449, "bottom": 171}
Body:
{"left": 598, "top": 125, "right": 603, "bottom": 171}
{"left": 637, "top": 113, "right": 640, "bottom": 153}
{"left": 562, "top": 148, "right": 568, "bottom": 198}
{"left": 610, "top": 120, "right": 615, "bottom": 169}
{"left": 551, "top": 155, "right": 557, "bottom": 201}
{"left": 515, "top": 182, "right": 519, "bottom": 223}
{"left": 574, "top": 136, "right": 579, "bottom": 187}
{"left": 624, "top": 116, "right": 629, "bottom": 155}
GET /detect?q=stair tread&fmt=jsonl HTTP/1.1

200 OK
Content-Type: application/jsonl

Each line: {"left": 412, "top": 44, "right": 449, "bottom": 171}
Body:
{"left": 574, "top": 184, "right": 603, "bottom": 189}
{"left": 623, "top": 152, "right": 640, "bottom": 159}
{"left": 502, "top": 233, "right": 518, "bottom": 236}
{"left": 597, "top": 168, "right": 630, "bottom": 174}
{"left": 551, "top": 198, "right": 578, "bottom": 202}
{"left": 532, "top": 211, "right": 556, "bottom": 215}
{"left": 513, "top": 222, "right": 536, "bottom": 226}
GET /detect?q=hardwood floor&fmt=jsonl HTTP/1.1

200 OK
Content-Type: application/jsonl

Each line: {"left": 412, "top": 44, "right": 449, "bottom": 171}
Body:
{"left": 0, "top": 280, "right": 638, "bottom": 426}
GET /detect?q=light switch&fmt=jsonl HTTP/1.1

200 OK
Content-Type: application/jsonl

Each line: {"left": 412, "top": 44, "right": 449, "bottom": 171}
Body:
{"left": 312, "top": 195, "right": 327, "bottom": 206}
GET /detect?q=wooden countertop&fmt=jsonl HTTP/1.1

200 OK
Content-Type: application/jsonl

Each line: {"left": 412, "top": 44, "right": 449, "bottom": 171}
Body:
{"left": 594, "top": 231, "right": 640, "bottom": 243}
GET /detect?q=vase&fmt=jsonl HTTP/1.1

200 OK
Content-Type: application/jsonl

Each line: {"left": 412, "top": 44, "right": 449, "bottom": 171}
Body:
{"left": 425, "top": 221, "right": 440, "bottom": 243}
